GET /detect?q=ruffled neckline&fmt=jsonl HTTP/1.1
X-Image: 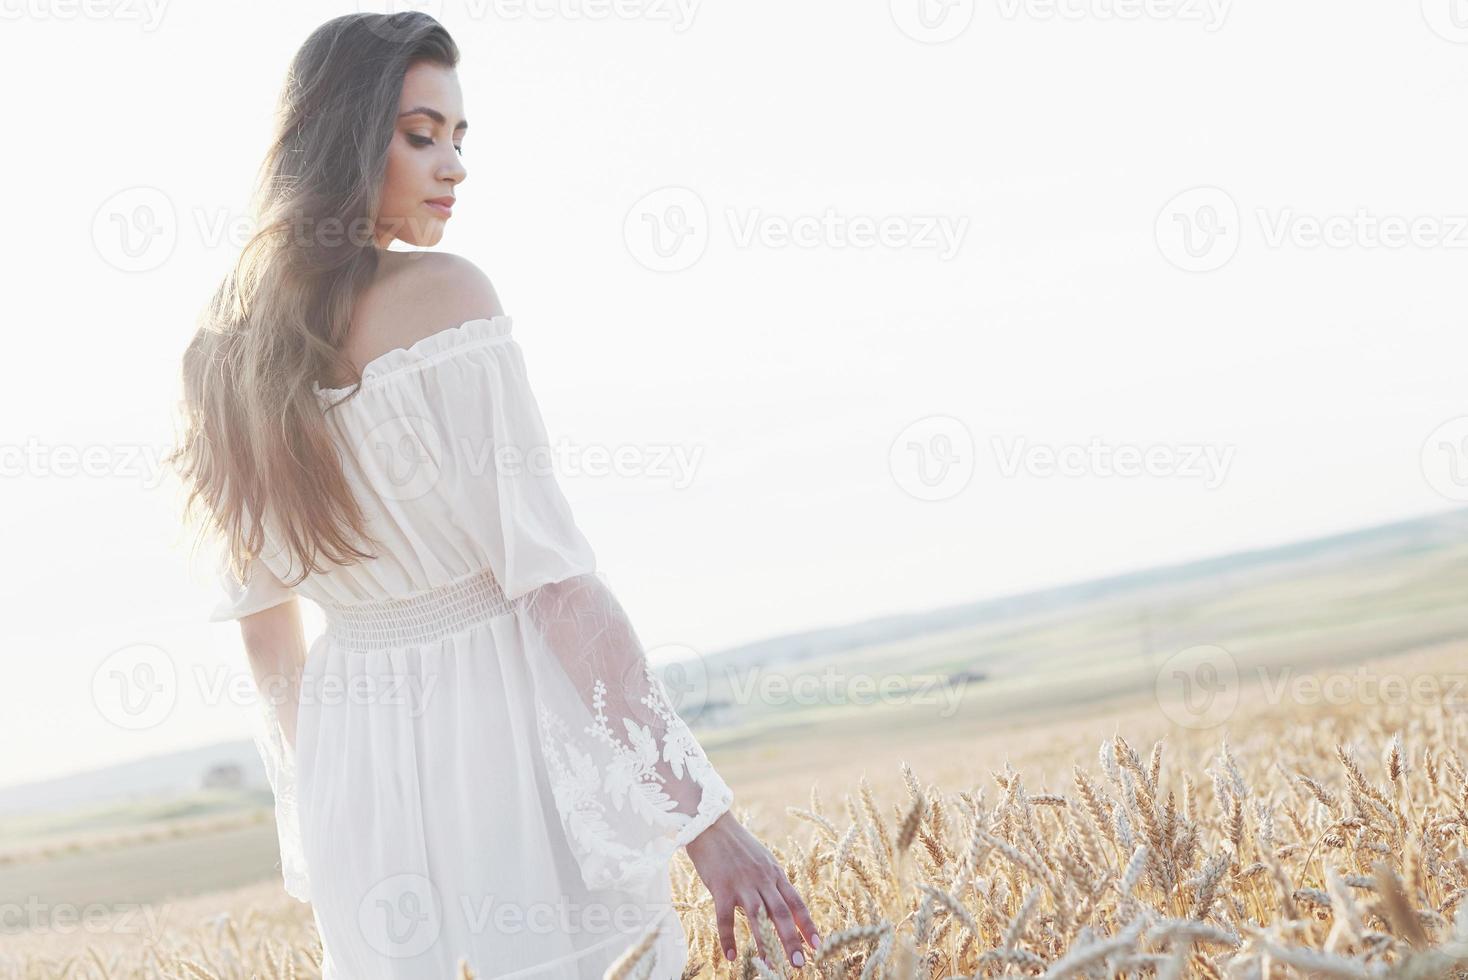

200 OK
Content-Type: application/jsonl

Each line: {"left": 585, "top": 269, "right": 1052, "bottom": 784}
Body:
{"left": 313, "top": 315, "right": 513, "bottom": 400}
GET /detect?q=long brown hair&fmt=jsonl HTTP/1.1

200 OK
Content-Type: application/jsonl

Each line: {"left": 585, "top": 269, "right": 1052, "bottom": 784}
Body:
{"left": 165, "top": 12, "right": 459, "bottom": 588}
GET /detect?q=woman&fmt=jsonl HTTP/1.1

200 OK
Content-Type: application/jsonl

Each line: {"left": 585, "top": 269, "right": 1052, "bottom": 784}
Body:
{"left": 165, "top": 12, "right": 819, "bottom": 977}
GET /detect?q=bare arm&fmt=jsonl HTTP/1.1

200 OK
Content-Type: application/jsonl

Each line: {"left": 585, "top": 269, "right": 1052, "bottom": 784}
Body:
{"left": 238, "top": 597, "right": 308, "bottom": 751}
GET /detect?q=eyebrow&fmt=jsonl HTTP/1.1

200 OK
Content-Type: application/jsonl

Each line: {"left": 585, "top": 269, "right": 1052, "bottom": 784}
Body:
{"left": 398, "top": 106, "right": 468, "bottom": 132}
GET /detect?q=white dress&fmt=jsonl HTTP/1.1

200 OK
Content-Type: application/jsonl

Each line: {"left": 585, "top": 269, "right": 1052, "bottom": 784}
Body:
{"left": 208, "top": 315, "right": 734, "bottom": 979}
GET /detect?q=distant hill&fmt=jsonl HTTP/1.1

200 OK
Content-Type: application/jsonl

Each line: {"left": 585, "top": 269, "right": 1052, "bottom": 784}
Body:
{"left": 699, "top": 506, "right": 1468, "bottom": 673}
{"left": 0, "top": 739, "right": 270, "bottom": 819}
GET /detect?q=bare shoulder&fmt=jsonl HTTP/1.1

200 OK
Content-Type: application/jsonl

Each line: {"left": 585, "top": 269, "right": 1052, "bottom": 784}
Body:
{"left": 343, "top": 252, "right": 505, "bottom": 371}
{"left": 395, "top": 251, "right": 504, "bottom": 322}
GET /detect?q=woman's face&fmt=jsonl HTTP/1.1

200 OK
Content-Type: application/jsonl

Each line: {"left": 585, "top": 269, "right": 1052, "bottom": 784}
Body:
{"left": 375, "top": 61, "right": 468, "bottom": 249}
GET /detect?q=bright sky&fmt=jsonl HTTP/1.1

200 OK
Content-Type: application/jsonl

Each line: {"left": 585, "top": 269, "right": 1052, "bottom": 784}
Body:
{"left": 3, "top": 0, "right": 1468, "bottom": 789}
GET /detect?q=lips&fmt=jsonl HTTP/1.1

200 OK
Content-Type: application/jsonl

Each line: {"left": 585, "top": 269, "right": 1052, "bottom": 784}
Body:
{"left": 425, "top": 197, "right": 454, "bottom": 217}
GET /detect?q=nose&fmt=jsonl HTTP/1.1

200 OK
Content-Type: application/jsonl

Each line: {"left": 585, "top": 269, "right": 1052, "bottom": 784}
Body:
{"left": 440, "top": 154, "right": 466, "bottom": 185}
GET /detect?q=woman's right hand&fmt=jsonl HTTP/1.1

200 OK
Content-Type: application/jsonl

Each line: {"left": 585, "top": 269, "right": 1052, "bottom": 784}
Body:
{"left": 685, "top": 811, "right": 823, "bottom": 969}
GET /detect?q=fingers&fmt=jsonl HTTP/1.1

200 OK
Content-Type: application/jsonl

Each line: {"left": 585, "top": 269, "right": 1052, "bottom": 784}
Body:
{"left": 776, "top": 874, "right": 822, "bottom": 952}
{"left": 715, "top": 874, "right": 821, "bottom": 968}
{"left": 714, "top": 891, "right": 738, "bottom": 964}
{"left": 758, "top": 884, "right": 809, "bottom": 969}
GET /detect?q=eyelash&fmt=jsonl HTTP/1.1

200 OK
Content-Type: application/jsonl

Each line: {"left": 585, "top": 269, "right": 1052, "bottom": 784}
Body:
{"left": 407, "top": 134, "right": 463, "bottom": 156}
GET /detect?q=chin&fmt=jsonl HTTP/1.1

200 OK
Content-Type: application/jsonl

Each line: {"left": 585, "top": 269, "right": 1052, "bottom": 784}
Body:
{"left": 390, "top": 216, "right": 445, "bottom": 248}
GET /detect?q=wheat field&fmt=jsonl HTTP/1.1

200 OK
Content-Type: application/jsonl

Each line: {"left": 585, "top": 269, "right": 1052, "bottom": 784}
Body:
{"left": 9, "top": 640, "right": 1468, "bottom": 979}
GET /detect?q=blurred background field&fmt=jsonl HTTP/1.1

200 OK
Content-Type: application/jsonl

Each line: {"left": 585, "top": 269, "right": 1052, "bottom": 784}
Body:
{"left": 6, "top": 509, "right": 1468, "bottom": 975}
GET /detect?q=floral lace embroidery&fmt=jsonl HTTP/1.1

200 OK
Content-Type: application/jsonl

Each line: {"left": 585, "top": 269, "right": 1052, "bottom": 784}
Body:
{"left": 255, "top": 694, "right": 311, "bottom": 902}
{"left": 534, "top": 661, "right": 733, "bottom": 892}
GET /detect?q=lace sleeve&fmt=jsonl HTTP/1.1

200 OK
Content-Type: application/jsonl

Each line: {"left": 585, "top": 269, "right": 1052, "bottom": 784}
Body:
{"left": 247, "top": 685, "right": 312, "bottom": 903}
{"left": 209, "top": 547, "right": 311, "bottom": 903}
{"left": 473, "top": 337, "right": 734, "bottom": 892}
{"left": 516, "top": 572, "right": 734, "bottom": 893}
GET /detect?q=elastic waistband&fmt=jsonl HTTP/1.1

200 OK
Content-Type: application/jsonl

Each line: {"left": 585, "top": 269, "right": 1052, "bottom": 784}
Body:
{"left": 320, "top": 566, "right": 515, "bottom": 650}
